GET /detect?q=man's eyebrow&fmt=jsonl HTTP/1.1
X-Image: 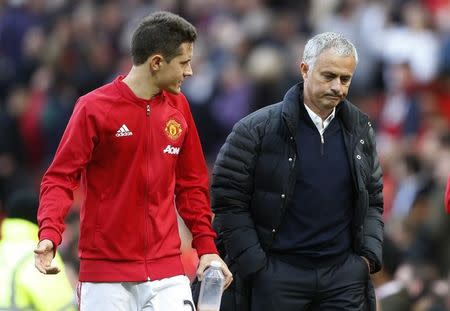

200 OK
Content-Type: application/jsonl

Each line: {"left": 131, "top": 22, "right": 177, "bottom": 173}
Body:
{"left": 322, "top": 71, "right": 352, "bottom": 78}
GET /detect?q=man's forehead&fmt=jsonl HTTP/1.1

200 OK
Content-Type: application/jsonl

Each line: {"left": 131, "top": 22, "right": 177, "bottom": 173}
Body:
{"left": 315, "top": 51, "right": 356, "bottom": 73}
{"left": 181, "top": 42, "right": 193, "bottom": 53}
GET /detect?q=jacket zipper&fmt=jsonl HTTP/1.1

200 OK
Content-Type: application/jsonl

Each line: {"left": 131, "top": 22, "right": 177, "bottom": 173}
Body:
{"left": 320, "top": 133, "right": 324, "bottom": 156}
{"left": 269, "top": 137, "right": 297, "bottom": 248}
{"left": 144, "top": 104, "right": 151, "bottom": 280}
{"left": 355, "top": 126, "right": 372, "bottom": 246}
{"left": 346, "top": 125, "right": 372, "bottom": 253}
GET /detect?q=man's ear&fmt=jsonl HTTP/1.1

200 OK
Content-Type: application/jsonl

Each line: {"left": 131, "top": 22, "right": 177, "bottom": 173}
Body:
{"left": 300, "top": 62, "right": 309, "bottom": 81}
{"left": 149, "top": 54, "right": 164, "bottom": 72}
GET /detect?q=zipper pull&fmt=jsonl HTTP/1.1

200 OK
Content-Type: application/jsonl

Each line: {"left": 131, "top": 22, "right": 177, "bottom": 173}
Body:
{"left": 146, "top": 104, "right": 150, "bottom": 116}
{"left": 320, "top": 133, "right": 324, "bottom": 155}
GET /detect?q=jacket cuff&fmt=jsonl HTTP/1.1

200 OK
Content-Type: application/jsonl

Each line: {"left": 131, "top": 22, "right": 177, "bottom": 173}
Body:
{"left": 193, "top": 236, "right": 218, "bottom": 257}
{"left": 362, "top": 251, "right": 379, "bottom": 274}
{"left": 39, "top": 227, "right": 61, "bottom": 252}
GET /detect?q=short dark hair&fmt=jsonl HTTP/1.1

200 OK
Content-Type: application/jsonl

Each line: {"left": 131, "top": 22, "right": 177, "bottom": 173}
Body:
{"left": 131, "top": 11, "right": 197, "bottom": 65}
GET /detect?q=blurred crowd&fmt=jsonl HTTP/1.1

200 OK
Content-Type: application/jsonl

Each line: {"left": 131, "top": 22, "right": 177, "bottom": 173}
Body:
{"left": 0, "top": 0, "right": 449, "bottom": 310}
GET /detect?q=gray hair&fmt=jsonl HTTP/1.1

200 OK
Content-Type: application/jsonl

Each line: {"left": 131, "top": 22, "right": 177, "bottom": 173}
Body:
{"left": 302, "top": 32, "right": 358, "bottom": 69}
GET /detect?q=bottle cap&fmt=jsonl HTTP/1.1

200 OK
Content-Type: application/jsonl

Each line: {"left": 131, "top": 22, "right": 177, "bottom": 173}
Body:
{"left": 210, "top": 260, "right": 222, "bottom": 268}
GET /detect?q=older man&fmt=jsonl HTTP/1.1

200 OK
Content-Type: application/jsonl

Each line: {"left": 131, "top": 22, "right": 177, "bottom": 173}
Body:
{"left": 212, "top": 32, "right": 384, "bottom": 311}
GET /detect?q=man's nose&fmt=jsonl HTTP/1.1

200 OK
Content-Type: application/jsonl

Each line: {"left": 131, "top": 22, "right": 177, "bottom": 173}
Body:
{"left": 330, "top": 78, "right": 343, "bottom": 94}
{"left": 184, "top": 63, "right": 193, "bottom": 77}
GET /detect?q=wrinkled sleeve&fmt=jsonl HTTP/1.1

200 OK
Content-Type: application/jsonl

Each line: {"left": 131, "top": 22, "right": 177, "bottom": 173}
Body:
{"left": 38, "top": 99, "right": 99, "bottom": 247}
{"left": 361, "top": 125, "right": 384, "bottom": 273}
{"left": 175, "top": 101, "right": 217, "bottom": 257}
{"left": 212, "top": 121, "right": 266, "bottom": 279}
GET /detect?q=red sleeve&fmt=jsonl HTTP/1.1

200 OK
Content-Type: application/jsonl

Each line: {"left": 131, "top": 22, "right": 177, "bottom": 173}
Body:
{"left": 175, "top": 98, "right": 218, "bottom": 257}
{"left": 445, "top": 175, "right": 450, "bottom": 214}
{"left": 38, "top": 98, "right": 99, "bottom": 246}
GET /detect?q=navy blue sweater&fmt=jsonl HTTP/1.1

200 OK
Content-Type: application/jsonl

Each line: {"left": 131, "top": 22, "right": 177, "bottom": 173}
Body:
{"left": 272, "top": 104, "right": 354, "bottom": 265}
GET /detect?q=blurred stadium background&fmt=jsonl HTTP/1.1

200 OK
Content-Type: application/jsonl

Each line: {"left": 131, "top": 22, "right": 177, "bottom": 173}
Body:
{"left": 0, "top": 0, "right": 449, "bottom": 310}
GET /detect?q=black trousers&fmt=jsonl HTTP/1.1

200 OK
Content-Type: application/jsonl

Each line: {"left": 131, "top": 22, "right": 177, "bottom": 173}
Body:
{"left": 250, "top": 253, "right": 369, "bottom": 311}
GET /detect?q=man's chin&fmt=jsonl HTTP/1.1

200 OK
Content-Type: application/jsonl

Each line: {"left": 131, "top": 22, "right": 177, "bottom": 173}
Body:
{"left": 322, "top": 100, "right": 340, "bottom": 109}
{"left": 165, "top": 87, "right": 182, "bottom": 95}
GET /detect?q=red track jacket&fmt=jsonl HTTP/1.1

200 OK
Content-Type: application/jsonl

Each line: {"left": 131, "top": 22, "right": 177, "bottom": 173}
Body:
{"left": 38, "top": 76, "right": 218, "bottom": 282}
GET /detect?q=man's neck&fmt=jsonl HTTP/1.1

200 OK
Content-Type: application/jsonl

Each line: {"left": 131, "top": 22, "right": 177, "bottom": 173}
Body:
{"left": 304, "top": 102, "right": 334, "bottom": 121}
{"left": 122, "top": 66, "right": 160, "bottom": 100}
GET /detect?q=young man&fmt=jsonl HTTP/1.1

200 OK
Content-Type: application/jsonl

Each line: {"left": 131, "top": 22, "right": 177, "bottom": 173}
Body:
{"left": 212, "top": 32, "right": 383, "bottom": 310}
{"left": 34, "top": 11, "right": 232, "bottom": 311}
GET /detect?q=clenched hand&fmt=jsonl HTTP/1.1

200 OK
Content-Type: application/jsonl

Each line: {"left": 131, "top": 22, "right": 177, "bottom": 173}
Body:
{"left": 197, "top": 254, "right": 233, "bottom": 290}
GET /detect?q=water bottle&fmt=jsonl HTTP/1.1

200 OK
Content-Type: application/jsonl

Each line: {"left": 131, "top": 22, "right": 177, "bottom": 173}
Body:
{"left": 197, "top": 260, "right": 225, "bottom": 311}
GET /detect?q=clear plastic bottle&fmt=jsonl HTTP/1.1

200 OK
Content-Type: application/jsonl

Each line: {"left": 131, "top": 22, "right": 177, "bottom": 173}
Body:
{"left": 197, "top": 260, "right": 225, "bottom": 311}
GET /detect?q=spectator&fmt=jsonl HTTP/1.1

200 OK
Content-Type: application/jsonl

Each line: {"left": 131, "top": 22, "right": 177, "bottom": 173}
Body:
{"left": 0, "top": 189, "right": 75, "bottom": 311}
{"left": 372, "top": 236, "right": 412, "bottom": 311}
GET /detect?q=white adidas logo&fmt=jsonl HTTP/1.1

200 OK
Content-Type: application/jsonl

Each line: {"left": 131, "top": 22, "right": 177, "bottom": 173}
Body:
{"left": 115, "top": 124, "right": 133, "bottom": 137}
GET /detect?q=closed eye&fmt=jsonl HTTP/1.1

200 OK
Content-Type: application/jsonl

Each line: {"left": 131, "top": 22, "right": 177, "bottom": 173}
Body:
{"left": 323, "top": 74, "right": 335, "bottom": 82}
{"left": 341, "top": 76, "right": 351, "bottom": 84}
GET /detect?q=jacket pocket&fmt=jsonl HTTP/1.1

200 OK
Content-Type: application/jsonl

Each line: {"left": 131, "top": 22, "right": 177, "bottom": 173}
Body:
{"left": 92, "top": 187, "right": 111, "bottom": 249}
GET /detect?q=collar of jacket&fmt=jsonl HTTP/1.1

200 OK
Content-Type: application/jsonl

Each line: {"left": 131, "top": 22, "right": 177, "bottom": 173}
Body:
{"left": 114, "top": 75, "right": 167, "bottom": 108}
{"left": 281, "top": 83, "right": 366, "bottom": 138}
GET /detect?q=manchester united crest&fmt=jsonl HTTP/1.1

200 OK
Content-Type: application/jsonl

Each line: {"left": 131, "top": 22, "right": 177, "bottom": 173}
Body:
{"left": 165, "top": 119, "right": 182, "bottom": 140}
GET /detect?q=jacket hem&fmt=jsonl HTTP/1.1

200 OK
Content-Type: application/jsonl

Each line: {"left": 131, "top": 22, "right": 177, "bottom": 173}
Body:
{"left": 78, "top": 254, "right": 185, "bottom": 282}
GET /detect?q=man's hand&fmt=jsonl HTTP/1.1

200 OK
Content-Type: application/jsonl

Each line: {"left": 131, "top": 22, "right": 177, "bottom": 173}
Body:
{"left": 34, "top": 239, "right": 60, "bottom": 274}
{"left": 197, "top": 254, "right": 233, "bottom": 290}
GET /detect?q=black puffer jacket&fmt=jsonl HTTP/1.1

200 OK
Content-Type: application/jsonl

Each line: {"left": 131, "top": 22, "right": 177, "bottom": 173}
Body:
{"left": 211, "top": 83, "right": 383, "bottom": 309}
